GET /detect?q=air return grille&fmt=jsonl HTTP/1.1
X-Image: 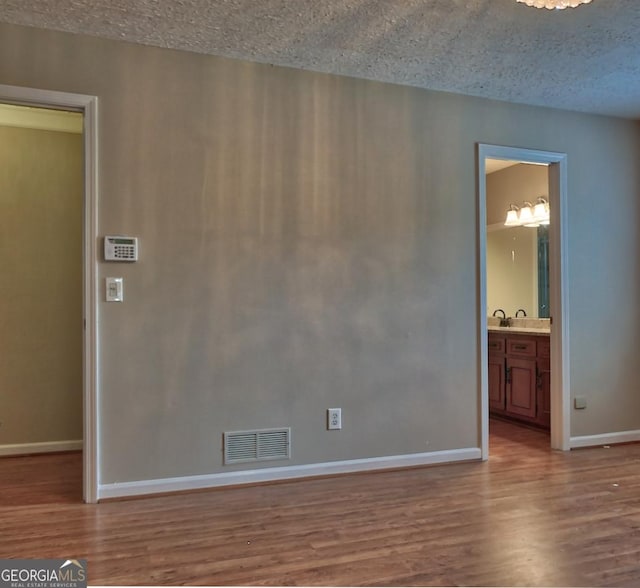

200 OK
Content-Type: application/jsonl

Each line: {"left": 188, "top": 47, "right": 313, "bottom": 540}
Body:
{"left": 224, "top": 428, "right": 291, "bottom": 465}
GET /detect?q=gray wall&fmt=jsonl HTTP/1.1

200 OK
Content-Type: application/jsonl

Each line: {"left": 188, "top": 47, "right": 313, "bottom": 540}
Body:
{"left": 0, "top": 126, "right": 83, "bottom": 446}
{"left": 0, "top": 22, "right": 638, "bottom": 483}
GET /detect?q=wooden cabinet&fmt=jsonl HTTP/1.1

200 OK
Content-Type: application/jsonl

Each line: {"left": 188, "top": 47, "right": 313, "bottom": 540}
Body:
{"left": 488, "top": 332, "right": 550, "bottom": 429}
{"left": 506, "top": 356, "right": 537, "bottom": 418}
{"left": 488, "top": 353, "right": 506, "bottom": 412}
{"left": 488, "top": 335, "right": 506, "bottom": 413}
{"left": 489, "top": 336, "right": 506, "bottom": 410}
{"left": 537, "top": 341, "right": 551, "bottom": 428}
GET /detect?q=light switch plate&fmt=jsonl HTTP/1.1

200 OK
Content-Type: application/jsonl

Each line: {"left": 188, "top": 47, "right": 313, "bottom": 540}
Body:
{"left": 106, "top": 277, "right": 124, "bottom": 302}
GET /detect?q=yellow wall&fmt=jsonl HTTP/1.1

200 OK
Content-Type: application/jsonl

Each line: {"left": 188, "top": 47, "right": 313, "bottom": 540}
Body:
{"left": 486, "top": 164, "right": 548, "bottom": 318}
{"left": 486, "top": 163, "right": 549, "bottom": 226}
{"left": 0, "top": 125, "right": 83, "bottom": 447}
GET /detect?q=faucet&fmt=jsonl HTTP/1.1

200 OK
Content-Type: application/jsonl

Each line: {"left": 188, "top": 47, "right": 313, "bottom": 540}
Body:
{"left": 515, "top": 309, "right": 527, "bottom": 318}
{"left": 492, "top": 309, "right": 510, "bottom": 327}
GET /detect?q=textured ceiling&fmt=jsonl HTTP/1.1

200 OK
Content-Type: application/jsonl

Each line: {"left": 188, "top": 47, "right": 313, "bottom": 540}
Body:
{"left": 1, "top": 0, "right": 639, "bottom": 119}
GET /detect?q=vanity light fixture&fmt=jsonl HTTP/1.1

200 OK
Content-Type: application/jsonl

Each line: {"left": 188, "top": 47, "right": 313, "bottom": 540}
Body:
{"left": 504, "top": 196, "right": 550, "bottom": 227}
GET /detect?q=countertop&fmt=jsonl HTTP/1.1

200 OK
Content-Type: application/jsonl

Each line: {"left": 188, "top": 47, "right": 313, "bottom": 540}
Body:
{"left": 488, "top": 326, "right": 550, "bottom": 336}
{"left": 487, "top": 316, "right": 550, "bottom": 336}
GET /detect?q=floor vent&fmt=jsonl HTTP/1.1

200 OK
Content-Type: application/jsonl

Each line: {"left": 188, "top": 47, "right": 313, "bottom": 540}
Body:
{"left": 224, "top": 428, "right": 291, "bottom": 465}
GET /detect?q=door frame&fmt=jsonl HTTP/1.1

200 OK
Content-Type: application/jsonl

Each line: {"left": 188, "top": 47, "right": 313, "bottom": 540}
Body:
{"left": 477, "top": 143, "right": 570, "bottom": 456}
{"left": 0, "top": 84, "right": 99, "bottom": 502}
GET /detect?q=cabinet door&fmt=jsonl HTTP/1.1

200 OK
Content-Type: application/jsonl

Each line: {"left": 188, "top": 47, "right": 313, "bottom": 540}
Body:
{"left": 506, "top": 357, "right": 537, "bottom": 419}
{"left": 537, "top": 357, "right": 551, "bottom": 428}
{"left": 488, "top": 355, "right": 505, "bottom": 411}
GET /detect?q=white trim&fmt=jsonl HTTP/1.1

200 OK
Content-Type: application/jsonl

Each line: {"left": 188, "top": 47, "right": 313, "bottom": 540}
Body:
{"left": 98, "top": 447, "right": 482, "bottom": 500}
{"left": 0, "top": 84, "right": 100, "bottom": 503}
{"left": 548, "top": 160, "right": 571, "bottom": 451}
{"left": 83, "top": 94, "right": 100, "bottom": 505}
{"left": 477, "top": 153, "right": 490, "bottom": 460}
{"left": 477, "top": 144, "right": 570, "bottom": 457}
{"left": 0, "top": 440, "right": 83, "bottom": 457}
{"left": 570, "top": 430, "right": 640, "bottom": 449}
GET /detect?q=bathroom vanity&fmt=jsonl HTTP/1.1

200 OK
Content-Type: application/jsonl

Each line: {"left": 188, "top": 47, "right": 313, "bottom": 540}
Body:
{"left": 488, "top": 328, "right": 550, "bottom": 430}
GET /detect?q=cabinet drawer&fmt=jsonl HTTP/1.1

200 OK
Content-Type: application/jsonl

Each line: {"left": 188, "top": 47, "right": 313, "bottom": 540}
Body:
{"left": 537, "top": 337, "right": 551, "bottom": 358}
{"left": 506, "top": 338, "right": 536, "bottom": 357}
{"left": 488, "top": 336, "right": 505, "bottom": 354}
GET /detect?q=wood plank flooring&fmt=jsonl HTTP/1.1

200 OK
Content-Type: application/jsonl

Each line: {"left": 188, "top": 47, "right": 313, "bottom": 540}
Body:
{"left": 2, "top": 420, "right": 640, "bottom": 586}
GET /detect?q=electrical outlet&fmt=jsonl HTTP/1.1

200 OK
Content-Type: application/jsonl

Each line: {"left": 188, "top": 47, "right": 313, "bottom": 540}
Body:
{"left": 327, "top": 408, "right": 342, "bottom": 430}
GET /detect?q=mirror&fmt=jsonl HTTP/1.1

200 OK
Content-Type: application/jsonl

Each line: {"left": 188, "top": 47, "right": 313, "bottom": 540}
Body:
{"left": 487, "top": 225, "right": 549, "bottom": 318}
{"left": 486, "top": 160, "right": 550, "bottom": 319}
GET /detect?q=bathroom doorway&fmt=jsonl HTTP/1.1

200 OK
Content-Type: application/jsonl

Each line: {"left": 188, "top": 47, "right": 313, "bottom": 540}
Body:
{"left": 478, "top": 144, "right": 569, "bottom": 459}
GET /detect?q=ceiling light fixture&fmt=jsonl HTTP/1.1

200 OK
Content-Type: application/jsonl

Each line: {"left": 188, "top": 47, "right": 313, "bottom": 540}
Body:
{"left": 516, "top": 0, "right": 592, "bottom": 9}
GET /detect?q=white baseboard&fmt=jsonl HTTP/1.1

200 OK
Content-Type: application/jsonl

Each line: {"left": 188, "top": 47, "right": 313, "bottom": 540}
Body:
{"left": 98, "top": 446, "right": 482, "bottom": 500}
{"left": 570, "top": 429, "right": 640, "bottom": 449}
{"left": 0, "top": 440, "right": 83, "bottom": 457}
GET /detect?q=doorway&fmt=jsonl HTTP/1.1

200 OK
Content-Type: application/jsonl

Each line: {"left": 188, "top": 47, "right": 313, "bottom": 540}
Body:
{"left": 0, "top": 104, "right": 83, "bottom": 470}
{"left": 0, "top": 84, "right": 99, "bottom": 503}
{"left": 477, "top": 144, "right": 570, "bottom": 458}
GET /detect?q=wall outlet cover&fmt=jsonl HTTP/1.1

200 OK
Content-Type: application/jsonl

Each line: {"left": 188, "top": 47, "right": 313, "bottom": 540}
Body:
{"left": 327, "top": 408, "right": 342, "bottom": 430}
{"left": 574, "top": 397, "right": 587, "bottom": 410}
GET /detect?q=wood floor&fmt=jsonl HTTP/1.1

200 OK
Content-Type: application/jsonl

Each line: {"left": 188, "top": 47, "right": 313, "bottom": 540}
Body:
{"left": 2, "top": 420, "right": 640, "bottom": 586}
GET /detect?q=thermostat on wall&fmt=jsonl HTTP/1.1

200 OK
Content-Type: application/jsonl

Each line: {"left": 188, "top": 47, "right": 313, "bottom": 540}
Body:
{"left": 104, "top": 236, "right": 138, "bottom": 261}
